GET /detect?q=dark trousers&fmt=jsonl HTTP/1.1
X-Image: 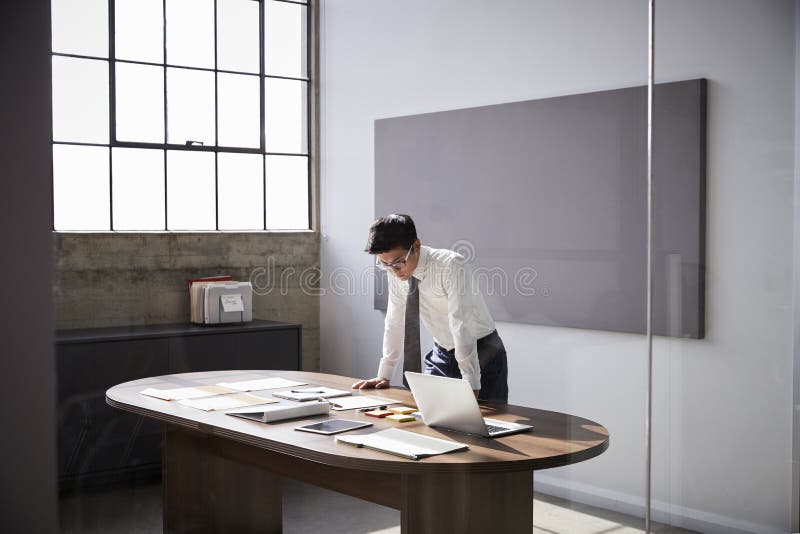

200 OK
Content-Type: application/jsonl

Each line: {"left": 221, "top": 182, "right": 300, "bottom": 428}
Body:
{"left": 423, "top": 330, "right": 509, "bottom": 404}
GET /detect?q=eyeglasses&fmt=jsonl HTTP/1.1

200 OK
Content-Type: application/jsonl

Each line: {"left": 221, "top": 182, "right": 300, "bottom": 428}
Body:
{"left": 375, "top": 244, "right": 414, "bottom": 271}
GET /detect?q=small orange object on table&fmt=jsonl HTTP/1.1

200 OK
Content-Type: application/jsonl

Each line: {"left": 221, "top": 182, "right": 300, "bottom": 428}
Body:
{"left": 364, "top": 409, "right": 394, "bottom": 418}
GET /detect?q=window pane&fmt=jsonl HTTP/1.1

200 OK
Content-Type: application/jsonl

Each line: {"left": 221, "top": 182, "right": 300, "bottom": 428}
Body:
{"left": 167, "top": 68, "right": 215, "bottom": 146}
{"left": 218, "top": 73, "right": 260, "bottom": 148}
{"left": 52, "top": 57, "right": 109, "bottom": 143}
{"left": 53, "top": 145, "right": 110, "bottom": 231}
{"left": 166, "top": 0, "right": 215, "bottom": 68}
{"left": 265, "top": 78, "right": 307, "bottom": 154}
{"left": 116, "top": 62, "right": 164, "bottom": 143}
{"left": 115, "top": 0, "right": 163, "bottom": 63}
{"left": 218, "top": 0, "right": 260, "bottom": 74}
{"left": 166, "top": 151, "right": 216, "bottom": 230}
{"left": 218, "top": 153, "right": 263, "bottom": 230}
{"left": 52, "top": 0, "right": 108, "bottom": 57}
{"left": 112, "top": 148, "right": 165, "bottom": 230}
{"left": 265, "top": 1, "right": 307, "bottom": 78}
{"left": 265, "top": 155, "right": 308, "bottom": 230}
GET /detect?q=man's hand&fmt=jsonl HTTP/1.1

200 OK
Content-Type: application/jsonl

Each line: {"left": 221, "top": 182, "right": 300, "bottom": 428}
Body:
{"left": 352, "top": 377, "right": 390, "bottom": 390}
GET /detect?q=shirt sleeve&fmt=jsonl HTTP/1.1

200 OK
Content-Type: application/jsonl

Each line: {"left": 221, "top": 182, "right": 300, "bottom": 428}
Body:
{"left": 377, "top": 274, "right": 406, "bottom": 381}
{"left": 444, "top": 259, "right": 481, "bottom": 390}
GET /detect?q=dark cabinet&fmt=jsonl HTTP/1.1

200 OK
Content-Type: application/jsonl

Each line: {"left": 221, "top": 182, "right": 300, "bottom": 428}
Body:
{"left": 56, "top": 339, "right": 168, "bottom": 484}
{"left": 169, "top": 329, "right": 299, "bottom": 373}
{"left": 56, "top": 320, "right": 301, "bottom": 490}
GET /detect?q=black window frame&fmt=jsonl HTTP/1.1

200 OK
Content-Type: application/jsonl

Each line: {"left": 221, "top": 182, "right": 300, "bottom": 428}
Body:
{"left": 51, "top": 0, "right": 312, "bottom": 232}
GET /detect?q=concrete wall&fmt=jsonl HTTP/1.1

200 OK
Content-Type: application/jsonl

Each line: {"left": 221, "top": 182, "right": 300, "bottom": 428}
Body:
{"left": 319, "top": 1, "right": 796, "bottom": 532}
{"left": 0, "top": 0, "right": 59, "bottom": 531}
{"left": 55, "top": 232, "right": 320, "bottom": 371}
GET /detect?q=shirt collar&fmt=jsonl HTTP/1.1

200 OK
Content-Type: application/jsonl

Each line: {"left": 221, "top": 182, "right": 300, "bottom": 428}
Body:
{"left": 412, "top": 245, "right": 429, "bottom": 281}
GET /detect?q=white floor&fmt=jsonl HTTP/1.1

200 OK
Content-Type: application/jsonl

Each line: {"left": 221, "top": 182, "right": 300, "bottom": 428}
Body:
{"left": 60, "top": 480, "right": 697, "bottom": 534}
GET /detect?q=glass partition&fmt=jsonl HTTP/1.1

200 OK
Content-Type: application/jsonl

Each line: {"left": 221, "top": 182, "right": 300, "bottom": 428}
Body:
{"left": 652, "top": 1, "right": 797, "bottom": 533}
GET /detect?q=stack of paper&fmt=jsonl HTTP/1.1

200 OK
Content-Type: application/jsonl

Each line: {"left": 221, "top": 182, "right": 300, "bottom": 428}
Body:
{"left": 188, "top": 279, "right": 252, "bottom": 324}
{"left": 178, "top": 393, "right": 279, "bottom": 411}
{"left": 189, "top": 279, "right": 230, "bottom": 323}
{"left": 140, "top": 385, "right": 236, "bottom": 401}
{"left": 336, "top": 428, "right": 468, "bottom": 460}
{"left": 217, "top": 377, "right": 307, "bottom": 391}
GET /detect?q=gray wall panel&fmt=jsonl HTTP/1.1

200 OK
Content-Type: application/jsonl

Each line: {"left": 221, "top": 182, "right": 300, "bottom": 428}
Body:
{"left": 375, "top": 79, "right": 705, "bottom": 338}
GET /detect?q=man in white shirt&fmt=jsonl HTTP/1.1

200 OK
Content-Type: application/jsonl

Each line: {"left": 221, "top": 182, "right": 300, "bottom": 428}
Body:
{"left": 352, "top": 214, "right": 509, "bottom": 403}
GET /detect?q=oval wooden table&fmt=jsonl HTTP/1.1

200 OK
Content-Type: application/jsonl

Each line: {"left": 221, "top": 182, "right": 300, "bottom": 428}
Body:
{"left": 107, "top": 370, "right": 609, "bottom": 534}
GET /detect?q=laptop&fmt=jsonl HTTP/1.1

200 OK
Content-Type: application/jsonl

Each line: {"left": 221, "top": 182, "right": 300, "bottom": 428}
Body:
{"left": 404, "top": 372, "right": 533, "bottom": 438}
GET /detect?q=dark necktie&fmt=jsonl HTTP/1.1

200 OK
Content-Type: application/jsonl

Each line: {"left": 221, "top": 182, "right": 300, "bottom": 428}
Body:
{"left": 402, "top": 276, "right": 421, "bottom": 388}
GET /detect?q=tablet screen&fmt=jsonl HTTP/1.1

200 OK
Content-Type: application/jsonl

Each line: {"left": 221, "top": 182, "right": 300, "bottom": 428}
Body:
{"left": 295, "top": 419, "right": 372, "bottom": 435}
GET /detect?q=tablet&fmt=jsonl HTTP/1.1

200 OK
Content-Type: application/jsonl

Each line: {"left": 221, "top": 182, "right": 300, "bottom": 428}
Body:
{"left": 294, "top": 419, "right": 372, "bottom": 435}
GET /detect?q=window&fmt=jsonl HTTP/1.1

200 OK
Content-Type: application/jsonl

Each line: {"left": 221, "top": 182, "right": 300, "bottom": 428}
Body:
{"left": 51, "top": 0, "right": 311, "bottom": 231}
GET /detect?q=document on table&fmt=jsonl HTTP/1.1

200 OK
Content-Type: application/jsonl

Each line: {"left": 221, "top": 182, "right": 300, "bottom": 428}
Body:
{"left": 140, "top": 385, "right": 237, "bottom": 401}
{"left": 178, "top": 393, "right": 279, "bottom": 411}
{"left": 336, "top": 428, "right": 468, "bottom": 460}
{"left": 327, "top": 395, "right": 401, "bottom": 411}
{"left": 216, "top": 377, "right": 307, "bottom": 392}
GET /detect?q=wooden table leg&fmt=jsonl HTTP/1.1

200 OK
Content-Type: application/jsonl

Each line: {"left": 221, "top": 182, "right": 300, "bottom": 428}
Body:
{"left": 162, "top": 427, "right": 282, "bottom": 534}
{"left": 400, "top": 470, "right": 532, "bottom": 533}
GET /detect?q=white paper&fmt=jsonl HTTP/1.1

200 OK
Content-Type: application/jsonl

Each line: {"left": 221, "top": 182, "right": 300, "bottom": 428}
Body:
{"left": 140, "top": 385, "right": 236, "bottom": 401}
{"left": 178, "top": 392, "right": 279, "bottom": 411}
{"left": 328, "top": 395, "right": 401, "bottom": 411}
{"left": 220, "top": 293, "right": 244, "bottom": 312}
{"left": 217, "top": 377, "right": 306, "bottom": 392}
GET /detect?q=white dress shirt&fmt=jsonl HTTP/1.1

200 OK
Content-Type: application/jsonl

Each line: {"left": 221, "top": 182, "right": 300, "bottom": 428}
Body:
{"left": 377, "top": 245, "right": 496, "bottom": 390}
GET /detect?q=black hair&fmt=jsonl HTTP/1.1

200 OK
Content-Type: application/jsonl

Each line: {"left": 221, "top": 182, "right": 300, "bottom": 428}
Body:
{"left": 364, "top": 214, "right": 418, "bottom": 254}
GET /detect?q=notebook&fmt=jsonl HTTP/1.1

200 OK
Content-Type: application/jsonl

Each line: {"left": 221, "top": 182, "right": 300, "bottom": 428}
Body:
{"left": 336, "top": 427, "right": 468, "bottom": 460}
{"left": 404, "top": 372, "right": 533, "bottom": 438}
{"left": 272, "top": 386, "right": 352, "bottom": 402}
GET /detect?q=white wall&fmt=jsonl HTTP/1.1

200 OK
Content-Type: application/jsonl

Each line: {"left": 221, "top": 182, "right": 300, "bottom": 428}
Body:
{"left": 319, "top": 1, "right": 796, "bottom": 532}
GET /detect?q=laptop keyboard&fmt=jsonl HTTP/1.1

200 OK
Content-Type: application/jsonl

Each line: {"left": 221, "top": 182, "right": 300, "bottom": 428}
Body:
{"left": 486, "top": 424, "right": 510, "bottom": 434}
